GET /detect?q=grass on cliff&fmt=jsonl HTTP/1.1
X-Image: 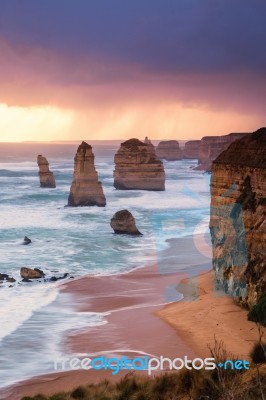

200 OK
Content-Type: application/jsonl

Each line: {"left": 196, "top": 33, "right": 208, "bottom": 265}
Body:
{"left": 248, "top": 292, "right": 266, "bottom": 327}
{"left": 21, "top": 362, "right": 266, "bottom": 400}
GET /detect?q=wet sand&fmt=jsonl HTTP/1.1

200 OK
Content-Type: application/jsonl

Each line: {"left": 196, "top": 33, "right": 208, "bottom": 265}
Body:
{"left": 0, "top": 263, "right": 196, "bottom": 400}
{"left": 1, "top": 258, "right": 261, "bottom": 399}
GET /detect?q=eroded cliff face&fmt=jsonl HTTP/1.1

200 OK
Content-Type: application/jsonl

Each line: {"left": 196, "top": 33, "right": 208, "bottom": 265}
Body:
{"left": 209, "top": 128, "right": 266, "bottom": 307}
{"left": 68, "top": 141, "right": 106, "bottom": 207}
{"left": 37, "top": 155, "right": 56, "bottom": 188}
{"left": 114, "top": 138, "right": 165, "bottom": 190}
{"left": 197, "top": 133, "right": 249, "bottom": 171}
{"left": 183, "top": 140, "right": 200, "bottom": 159}
{"left": 156, "top": 140, "right": 182, "bottom": 161}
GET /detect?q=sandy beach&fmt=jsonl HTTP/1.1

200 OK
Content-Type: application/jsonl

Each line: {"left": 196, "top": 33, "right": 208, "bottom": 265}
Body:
{"left": 0, "top": 263, "right": 195, "bottom": 400}
{"left": 0, "top": 265, "right": 262, "bottom": 400}
{"left": 158, "top": 270, "right": 265, "bottom": 359}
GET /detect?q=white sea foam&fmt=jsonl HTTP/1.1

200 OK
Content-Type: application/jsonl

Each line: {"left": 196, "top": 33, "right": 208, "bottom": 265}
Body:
{"left": 0, "top": 284, "right": 58, "bottom": 342}
{"left": 0, "top": 151, "right": 211, "bottom": 386}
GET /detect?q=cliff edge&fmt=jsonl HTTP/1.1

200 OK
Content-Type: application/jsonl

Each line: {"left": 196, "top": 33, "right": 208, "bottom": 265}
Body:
{"left": 209, "top": 127, "right": 266, "bottom": 307}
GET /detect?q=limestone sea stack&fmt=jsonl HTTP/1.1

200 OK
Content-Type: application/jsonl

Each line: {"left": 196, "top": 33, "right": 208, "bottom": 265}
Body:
{"left": 156, "top": 140, "right": 182, "bottom": 161}
{"left": 183, "top": 140, "right": 201, "bottom": 159}
{"left": 196, "top": 132, "right": 249, "bottom": 171}
{"left": 111, "top": 210, "right": 142, "bottom": 235}
{"left": 114, "top": 138, "right": 165, "bottom": 190}
{"left": 144, "top": 136, "right": 156, "bottom": 153}
{"left": 209, "top": 127, "right": 266, "bottom": 307}
{"left": 37, "top": 155, "right": 56, "bottom": 188}
{"left": 68, "top": 141, "right": 106, "bottom": 207}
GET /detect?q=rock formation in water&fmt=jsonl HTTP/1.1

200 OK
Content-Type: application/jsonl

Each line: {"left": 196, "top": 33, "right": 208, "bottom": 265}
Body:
{"left": 156, "top": 140, "right": 182, "bottom": 161}
{"left": 209, "top": 127, "right": 266, "bottom": 307}
{"left": 20, "top": 267, "right": 44, "bottom": 279}
{"left": 114, "top": 138, "right": 165, "bottom": 190}
{"left": 196, "top": 133, "right": 249, "bottom": 171}
{"left": 68, "top": 141, "right": 106, "bottom": 207}
{"left": 37, "top": 155, "right": 56, "bottom": 188}
{"left": 0, "top": 273, "right": 16, "bottom": 282}
{"left": 22, "top": 236, "right": 32, "bottom": 245}
{"left": 111, "top": 210, "right": 142, "bottom": 235}
{"left": 183, "top": 140, "right": 201, "bottom": 159}
{"left": 144, "top": 136, "right": 156, "bottom": 153}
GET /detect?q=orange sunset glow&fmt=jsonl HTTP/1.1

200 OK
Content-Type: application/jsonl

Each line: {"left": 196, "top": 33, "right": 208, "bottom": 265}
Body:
{"left": 0, "top": 1, "right": 265, "bottom": 142}
{"left": 0, "top": 101, "right": 263, "bottom": 143}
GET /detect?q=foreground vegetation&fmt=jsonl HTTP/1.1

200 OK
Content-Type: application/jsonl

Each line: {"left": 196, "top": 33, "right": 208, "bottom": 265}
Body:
{"left": 21, "top": 365, "right": 266, "bottom": 400}
{"left": 248, "top": 292, "right": 266, "bottom": 327}
{"left": 20, "top": 337, "right": 266, "bottom": 400}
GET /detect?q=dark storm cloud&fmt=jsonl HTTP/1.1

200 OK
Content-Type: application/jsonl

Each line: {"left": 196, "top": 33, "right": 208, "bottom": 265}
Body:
{"left": 0, "top": 0, "right": 266, "bottom": 79}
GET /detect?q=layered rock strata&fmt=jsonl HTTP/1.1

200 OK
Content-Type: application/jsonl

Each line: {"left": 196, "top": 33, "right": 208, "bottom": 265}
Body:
{"left": 37, "top": 155, "right": 56, "bottom": 188}
{"left": 111, "top": 210, "right": 142, "bottom": 235}
{"left": 156, "top": 140, "right": 182, "bottom": 161}
{"left": 114, "top": 139, "right": 165, "bottom": 190}
{"left": 183, "top": 140, "right": 201, "bottom": 159}
{"left": 196, "top": 133, "right": 249, "bottom": 171}
{"left": 68, "top": 141, "right": 106, "bottom": 207}
{"left": 209, "top": 128, "right": 266, "bottom": 307}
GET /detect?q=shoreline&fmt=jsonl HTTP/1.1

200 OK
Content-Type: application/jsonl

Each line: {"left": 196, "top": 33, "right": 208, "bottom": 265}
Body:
{"left": 0, "top": 262, "right": 196, "bottom": 400}
{"left": 157, "top": 270, "right": 265, "bottom": 359}
{"left": 1, "top": 263, "right": 262, "bottom": 400}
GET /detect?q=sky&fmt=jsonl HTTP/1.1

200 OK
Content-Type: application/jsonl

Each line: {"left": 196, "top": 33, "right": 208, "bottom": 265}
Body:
{"left": 0, "top": 0, "right": 265, "bottom": 142}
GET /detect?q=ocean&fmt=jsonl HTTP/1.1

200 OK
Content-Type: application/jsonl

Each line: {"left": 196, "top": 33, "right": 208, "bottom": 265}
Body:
{"left": 0, "top": 141, "right": 211, "bottom": 387}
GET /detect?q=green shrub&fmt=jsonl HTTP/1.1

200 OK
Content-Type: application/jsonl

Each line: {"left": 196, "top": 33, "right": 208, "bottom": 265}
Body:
{"left": 71, "top": 386, "right": 87, "bottom": 399}
{"left": 250, "top": 341, "right": 266, "bottom": 364}
{"left": 116, "top": 376, "right": 139, "bottom": 398}
{"left": 49, "top": 394, "right": 68, "bottom": 400}
{"left": 248, "top": 292, "right": 266, "bottom": 326}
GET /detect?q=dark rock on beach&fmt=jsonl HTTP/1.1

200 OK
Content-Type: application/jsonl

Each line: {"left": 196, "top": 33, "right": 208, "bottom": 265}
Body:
{"left": 0, "top": 273, "right": 16, "bottom": 283}
{"left": 49, "top": 273, "right": 69, "bottom": 282}
{"left": 7, "top": 277, "right": 16, "bottom": 283}
{"left": 22, "top": 278, "right": 32, "bottom": 283}
{"left": 20, "top": 267, "right": 45, "bottom": 280}
{"left": 0, "top": 273, "right": 9, "bottom": 280}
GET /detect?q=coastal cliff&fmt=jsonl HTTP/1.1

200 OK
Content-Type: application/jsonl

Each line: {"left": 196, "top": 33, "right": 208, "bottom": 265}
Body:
{"left": 68, "top": 141, "right": 106, "bottom": 207}
{"left": 114, "top": 138, "right": 165, "bottom": 190}
{"left": 209, "top": 128, "right": 266, "bottom": 307}
{"left": 156, "top": 140, "right": 182, "bottom": 161}
{"left": 183, "top": 140, "right": 200, "bottom": 159}
{"left": 37, "top": 155, "right": 56, "bottom": 188}
{"left": 197, "top": 132, "right": 248, "bottom": 171}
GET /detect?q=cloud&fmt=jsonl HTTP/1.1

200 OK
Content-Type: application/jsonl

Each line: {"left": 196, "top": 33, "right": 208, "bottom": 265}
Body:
{"left": 1, "top": 34, "right": 266, "bottom": 117}
{"left": 0, "top": 100, "right": 264, "bottom": 142}
{"left": 0, "top": 0, "right": 265, "bottom": 141}
{"left": 1, "top": 0, "right": 266, "bottom": 76}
